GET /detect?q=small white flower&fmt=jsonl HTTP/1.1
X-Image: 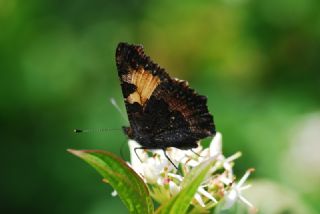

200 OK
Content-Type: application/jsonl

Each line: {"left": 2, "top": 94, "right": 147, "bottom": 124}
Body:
{"left": 125, "top": 132, "right": 254, "bottom": 211}
{"left": 168, "top": 180, "right": 180, "bottom": 196}
{"left": 223, "top": 168, "right": 255, "bottom": 209}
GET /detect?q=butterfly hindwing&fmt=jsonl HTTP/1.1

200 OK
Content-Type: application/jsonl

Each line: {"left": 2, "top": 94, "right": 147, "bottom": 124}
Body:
{"left": 152, "top": 79, "right": 215, "bottom": 139}
{"left": 116, "top": 42, "right": 215, "bottom": 150}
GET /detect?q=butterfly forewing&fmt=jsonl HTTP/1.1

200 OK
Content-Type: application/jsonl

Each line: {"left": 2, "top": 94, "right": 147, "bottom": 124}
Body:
{"left": 115, "top": 42, "right": 215, "bottom": 150}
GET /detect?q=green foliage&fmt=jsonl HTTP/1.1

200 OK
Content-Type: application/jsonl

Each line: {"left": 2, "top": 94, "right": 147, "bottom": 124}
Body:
{"left": 155, "top": 158, "right": 216, "bottom": 214}
{"left": 68, "top": 149, "right": 154, "bottom": 214}
{"left": 69, "top": 150, "right": 219, "bottom": 214}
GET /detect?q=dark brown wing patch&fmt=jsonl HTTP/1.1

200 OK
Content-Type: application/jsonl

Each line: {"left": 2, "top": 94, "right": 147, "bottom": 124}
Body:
{"left": 152, "top": 79, "right": 215, "bottom": 139}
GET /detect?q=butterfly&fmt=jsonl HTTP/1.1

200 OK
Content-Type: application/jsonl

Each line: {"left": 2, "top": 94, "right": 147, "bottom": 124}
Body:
{"left": 116, "top": 42, "right": 216, "bottom": 168}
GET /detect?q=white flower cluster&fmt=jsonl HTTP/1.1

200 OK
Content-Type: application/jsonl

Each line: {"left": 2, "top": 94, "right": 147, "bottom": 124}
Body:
{"left": 122, "top": 132, "right": 254, "bottom": 211}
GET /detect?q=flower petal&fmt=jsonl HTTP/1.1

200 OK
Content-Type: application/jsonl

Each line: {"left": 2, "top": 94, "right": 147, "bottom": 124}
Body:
{"left": 210, "top": 132, "right": 222, "bottom": 157}
{"left": 194, "top": 193, "right": 206, "bottom": 207}
{"left": 198, "top": 187, "right": 218, "bottom": 203}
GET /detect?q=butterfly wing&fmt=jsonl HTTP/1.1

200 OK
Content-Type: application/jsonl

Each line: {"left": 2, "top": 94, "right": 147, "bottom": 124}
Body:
{"left": 116, "top": 42, "right": 215, "bottom": 149}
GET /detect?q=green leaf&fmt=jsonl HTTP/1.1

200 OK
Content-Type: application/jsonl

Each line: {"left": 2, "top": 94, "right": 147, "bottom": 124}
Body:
{"left": 155, "top": 157, "right": 216, "bottom": 214}
{"left": 68, "top": 149, "right": 154, "bottom": 214}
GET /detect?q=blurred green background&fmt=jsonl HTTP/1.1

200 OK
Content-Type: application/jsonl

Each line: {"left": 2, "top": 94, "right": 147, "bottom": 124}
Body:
{"left": 1, "top": 0, "right": 320, "bottom": 213}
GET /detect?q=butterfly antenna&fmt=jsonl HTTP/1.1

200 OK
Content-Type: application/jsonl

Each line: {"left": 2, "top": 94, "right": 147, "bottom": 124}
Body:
{"left": 134, "top": 147, "right": 145, "bottom": 163}
{"left": 74, "top": 128, "right": 121, "bottom": 133}
{"left": 163, "top": 149, "right": 178, "bottom": 170}
{"left": 110, "top": 98, "right": 128, "bottom": 122}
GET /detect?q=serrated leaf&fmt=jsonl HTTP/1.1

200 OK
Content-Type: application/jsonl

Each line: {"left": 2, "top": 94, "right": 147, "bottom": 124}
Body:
{"left": 68, "top": 149, "right": 154, "bottom": 214}
{"left": 155, "top": 157, "right": 216, "bottom": 214}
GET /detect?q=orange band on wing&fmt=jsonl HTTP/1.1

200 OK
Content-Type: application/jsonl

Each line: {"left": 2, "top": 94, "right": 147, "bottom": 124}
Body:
{"left": 122, "top": 68, "right": 160, "bottom": 105}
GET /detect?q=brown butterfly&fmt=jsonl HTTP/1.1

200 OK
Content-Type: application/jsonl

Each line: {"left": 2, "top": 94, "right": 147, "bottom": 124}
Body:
{"left": 116, "top": 42, "right": 216, "bottom": 168}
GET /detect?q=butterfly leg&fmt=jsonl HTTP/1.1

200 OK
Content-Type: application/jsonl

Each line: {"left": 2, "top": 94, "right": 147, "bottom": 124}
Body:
{"left": 134, "top": 147, "right": 148, "bottom": 163}
{"left": 162, "top": 149, "right": 178, "bottom": 170}
{"left": 190, "top": 149, "right": 202, "bottom": 157}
